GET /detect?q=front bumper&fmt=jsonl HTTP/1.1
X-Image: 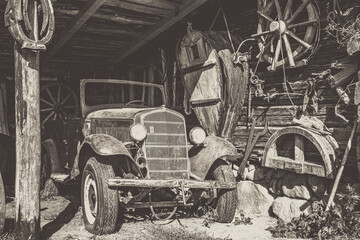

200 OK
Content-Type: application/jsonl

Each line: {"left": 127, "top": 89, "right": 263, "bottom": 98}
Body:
{"left": 107, "top": 178, "right": 236, "bottom": 189}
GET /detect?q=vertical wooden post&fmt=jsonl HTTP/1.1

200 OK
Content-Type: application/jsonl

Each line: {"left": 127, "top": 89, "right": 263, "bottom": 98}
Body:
{"left": 160, "top": 48, "right": 169, "bottom": 106}
{"left": 14, "top": 1, "right": 41, "bottom": 239}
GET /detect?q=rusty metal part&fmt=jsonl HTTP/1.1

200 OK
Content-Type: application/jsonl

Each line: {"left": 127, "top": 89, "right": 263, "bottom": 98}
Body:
{"left": 5, "top": 0, "right": 55, "bottom": 50}
{"left": 70, "top": 134, "right": 136, "bottom": 178}
{"left": 107, "top": 178, "right": 236, "bottom": 189}
{"left": 149, "top": 192, "right": 178, "bottom": 220}
{"left": 238, "top": 119, "right": 269, "bottom": 179}
{"left": 189, "top": 136, "right": 238, "bottom": 180}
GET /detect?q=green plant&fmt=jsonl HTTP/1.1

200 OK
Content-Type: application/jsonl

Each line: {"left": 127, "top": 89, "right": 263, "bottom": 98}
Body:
{"left": 267, "top": 184, "right": 360, "bottom": 239}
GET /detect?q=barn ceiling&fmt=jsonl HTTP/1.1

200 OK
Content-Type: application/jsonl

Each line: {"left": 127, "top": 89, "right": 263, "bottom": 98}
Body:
{"left": 0, "top": 0, "right": 222, "bottom": 78}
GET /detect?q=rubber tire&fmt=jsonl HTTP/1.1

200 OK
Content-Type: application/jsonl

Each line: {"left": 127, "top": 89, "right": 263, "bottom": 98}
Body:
{"left": 0, "top": 172, "right": 5, "bottom": 234}
{"left": 208, "top": 163, "right": 237, "bottom": 223}
{"left": 81, "top": 157, "right": 119, "bottom": 235}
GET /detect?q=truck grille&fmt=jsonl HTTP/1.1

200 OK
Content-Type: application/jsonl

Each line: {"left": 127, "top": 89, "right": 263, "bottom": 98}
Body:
{"left": 91, "top": 119, "right": 132, "bottom": 142}
{"left": 142, "top": 110, "right": 189, "bottom": 180}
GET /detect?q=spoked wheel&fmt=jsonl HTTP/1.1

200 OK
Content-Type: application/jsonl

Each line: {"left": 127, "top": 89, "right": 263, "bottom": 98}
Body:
{"left": 81, "top": 157, "right": 119, "bottom": 235}
{"left": 254, "top": 0, "right": 320, "bottom": 71}
{"left": 40, "top": 83, "right": 79, "bottom": 128}
{"left": 206, "top": 162, "right": 237, "bottom": 223}
{"left": 0, "top": 172, "right": 5, "bottom": 234}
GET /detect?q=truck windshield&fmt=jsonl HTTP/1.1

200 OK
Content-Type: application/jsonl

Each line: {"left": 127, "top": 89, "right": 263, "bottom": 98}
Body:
{"left": 84, "top": 82, "right": 164, "bottom": 107}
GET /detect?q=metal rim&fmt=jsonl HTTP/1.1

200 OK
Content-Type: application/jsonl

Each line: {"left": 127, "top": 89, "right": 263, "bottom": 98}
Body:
{"left": 83, "top": 172, "right": 98, "bottom": 225}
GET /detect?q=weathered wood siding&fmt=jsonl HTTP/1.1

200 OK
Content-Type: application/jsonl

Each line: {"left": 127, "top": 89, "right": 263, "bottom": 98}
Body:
{"left": 230, "top": 0, "right": 359, "bottom": 178}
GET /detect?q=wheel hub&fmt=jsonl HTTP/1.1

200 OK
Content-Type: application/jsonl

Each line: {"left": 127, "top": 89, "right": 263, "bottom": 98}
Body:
{"left": 54, "top": 103, "right": 63, "bottom": 114}
{"left": 270, "top": 20, "right": 287, "bottom": 34}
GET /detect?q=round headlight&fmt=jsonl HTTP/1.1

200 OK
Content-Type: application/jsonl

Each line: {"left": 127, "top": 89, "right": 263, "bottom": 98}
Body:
{"left": 189, "top": 127, "right": 206, "bottom": 145}
{"left": 130, "top": 124, "right": 147, "bottom": 142}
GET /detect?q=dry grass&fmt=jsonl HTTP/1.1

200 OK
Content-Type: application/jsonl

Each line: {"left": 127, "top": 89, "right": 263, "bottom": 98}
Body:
{"left": 147, "top": 226, "right": 230, "bottom": 240}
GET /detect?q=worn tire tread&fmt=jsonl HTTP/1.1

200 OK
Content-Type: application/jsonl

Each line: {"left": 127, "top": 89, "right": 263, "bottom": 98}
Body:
{"left": 211, "top": 162, "right": 237, "bottom": 223}
{"left": 81, "top": 157, "right": 119, "bottom": 235}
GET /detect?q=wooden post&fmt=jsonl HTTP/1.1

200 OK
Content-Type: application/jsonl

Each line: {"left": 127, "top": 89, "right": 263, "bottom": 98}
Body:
{"left": 12, "top": 1, "right": 41, "bottom": 239}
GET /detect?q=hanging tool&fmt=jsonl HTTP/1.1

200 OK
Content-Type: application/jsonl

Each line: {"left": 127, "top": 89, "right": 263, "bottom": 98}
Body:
{"left": 238, "top": 119, "right": 269, "bottom": 179}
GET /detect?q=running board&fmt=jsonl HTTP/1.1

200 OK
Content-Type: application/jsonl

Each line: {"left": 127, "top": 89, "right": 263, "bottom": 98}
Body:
{"left": 107, "top": 178, "right": 236, "bottom": 189}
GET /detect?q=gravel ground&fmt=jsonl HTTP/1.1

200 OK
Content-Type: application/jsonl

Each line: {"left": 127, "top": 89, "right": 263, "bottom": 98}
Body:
{"left": 3, "top": 192, "right": 278, "bottom": 240}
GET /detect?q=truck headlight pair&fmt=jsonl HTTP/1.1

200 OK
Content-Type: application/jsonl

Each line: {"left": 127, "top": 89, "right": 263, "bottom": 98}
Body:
{"left": 130, "top": 123, "right": 206, "bottom": 145}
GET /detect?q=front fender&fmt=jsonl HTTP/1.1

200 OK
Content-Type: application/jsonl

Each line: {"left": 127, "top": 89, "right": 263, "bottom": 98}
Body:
{"left": 189, "top": 136, "right": 238, "bottom": 180}
{"left": 70, "top": 134, "right": 133, "bottom": 178}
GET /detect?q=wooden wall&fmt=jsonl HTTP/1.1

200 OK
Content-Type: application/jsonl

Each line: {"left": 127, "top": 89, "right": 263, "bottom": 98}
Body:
{"left": 228, "top": 0, "right": 359, "bottom": 178}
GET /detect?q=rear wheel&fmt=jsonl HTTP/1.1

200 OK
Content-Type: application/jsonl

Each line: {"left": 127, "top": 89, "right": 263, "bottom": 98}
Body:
{"left": 81, "top": 157, "right": 119, "bottom": 235}
{"left": 207, "top": 162, "right": 237, "bottom": 223}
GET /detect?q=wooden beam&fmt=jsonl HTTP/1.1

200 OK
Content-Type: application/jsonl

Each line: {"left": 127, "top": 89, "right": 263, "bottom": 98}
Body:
{"left": 14, "top": 0, "right": 41, "bottom": 238}
{"left": 103, "top": 0, "right": 209, "bottom": 68}
{"left": 47, "top": 0, "right": 106, "bottom": 58}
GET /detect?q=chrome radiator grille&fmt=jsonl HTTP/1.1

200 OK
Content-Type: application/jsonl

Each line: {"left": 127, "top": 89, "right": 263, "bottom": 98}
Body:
{"left": 142, "top": 110, "right": 189, "bottom": 180}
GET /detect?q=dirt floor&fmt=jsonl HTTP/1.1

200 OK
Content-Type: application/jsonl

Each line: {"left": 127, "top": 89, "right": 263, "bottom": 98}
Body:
{"left": 3, "top": 186, "right": 278, "bottom": 240}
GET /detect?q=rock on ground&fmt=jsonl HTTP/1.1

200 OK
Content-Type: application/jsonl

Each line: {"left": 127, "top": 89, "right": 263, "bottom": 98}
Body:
{"left": 272, "top": 196, "right": 312, "bottom": 223}
{"left": 281, "top": 173, "right": 312, "bottom": 200}
{"left": 237, "top": 181, "right": 274, "bottom": 215}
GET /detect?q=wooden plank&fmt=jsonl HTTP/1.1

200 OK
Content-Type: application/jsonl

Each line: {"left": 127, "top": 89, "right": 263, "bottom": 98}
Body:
{"left": 294, "top": 135, "right": 305, "bottom": 162}
{"left": 104, "top": 0, "right": 171, "bottom": 17}
{"left": 55, "top": 9, "right": 156, "bottom": 25}
{"left": 47, "top": 0, "right": 106, "bottom": 58}
{"left": 103, "top": 0, "right": 209, "bottom": 67}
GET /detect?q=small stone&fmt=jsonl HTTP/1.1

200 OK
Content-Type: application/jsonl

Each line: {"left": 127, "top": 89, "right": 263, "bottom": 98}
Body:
{"left": 307, "top": 175, "right": 327, "bottom": 198}
{"left": 237, "top": 181, "right": 274, "bottom": 215}
{"left": 272, "top": 196, "right": 312, "bottom": 222}
{"left": 282, "top": 173, "right": 312, "bottom": 200}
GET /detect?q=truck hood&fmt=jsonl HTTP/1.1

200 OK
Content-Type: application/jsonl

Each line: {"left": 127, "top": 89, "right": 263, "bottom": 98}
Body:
{"left": 86, "top": 108, "right": 154, "bottom": 119}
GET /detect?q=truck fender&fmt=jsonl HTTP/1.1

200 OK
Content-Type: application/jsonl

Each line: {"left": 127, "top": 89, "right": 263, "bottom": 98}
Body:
{"left": 189, "top": 136, "right": 238, "bottom": 180}
{"left": 70, "top": 134, "right": 134, "bottom": 178}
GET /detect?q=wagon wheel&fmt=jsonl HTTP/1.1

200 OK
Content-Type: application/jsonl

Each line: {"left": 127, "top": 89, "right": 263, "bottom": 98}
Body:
{"left": 253, "top": 0, "right": 320, "bottom": 71}
{"left": 40, "top": 83, "right": 79, "bottom": 128}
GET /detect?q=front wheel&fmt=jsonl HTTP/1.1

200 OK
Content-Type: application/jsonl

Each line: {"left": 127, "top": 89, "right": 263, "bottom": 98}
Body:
{"left": 81, "top": 157, "right": 119, "bottom": 235}
{"left": 207, "top": 162, "right": 237, "bottom": 223}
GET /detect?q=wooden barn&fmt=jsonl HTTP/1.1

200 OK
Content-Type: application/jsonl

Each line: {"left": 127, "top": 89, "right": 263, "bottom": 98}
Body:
{"left": 0, "top": 0, "right": 359, "bottom": 239}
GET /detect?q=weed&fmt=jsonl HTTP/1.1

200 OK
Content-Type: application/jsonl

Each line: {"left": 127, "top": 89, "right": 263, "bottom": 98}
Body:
{"left": 267, "top": 184, "right": 360, "bottom": 239}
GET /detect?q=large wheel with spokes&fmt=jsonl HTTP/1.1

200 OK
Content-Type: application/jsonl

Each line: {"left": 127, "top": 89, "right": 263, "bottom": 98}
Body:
{"left": 254, "top": 0, "right": 320, "bottom": 71}
{"left": 40, "top": 83, "right": 79, "bottom": 127}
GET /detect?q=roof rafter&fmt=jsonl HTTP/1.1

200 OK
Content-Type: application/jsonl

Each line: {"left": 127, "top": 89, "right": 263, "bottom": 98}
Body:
{"left": 103, "top": 0, "right": 210, "bottom": 68}
{"left": 47, "top": 0, "right": 106, "bottom": 58}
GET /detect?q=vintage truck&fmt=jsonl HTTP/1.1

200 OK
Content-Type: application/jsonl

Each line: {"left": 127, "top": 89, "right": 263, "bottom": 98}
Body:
{"left": 41, "top": 79, "right": 239, "bottom": 235}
